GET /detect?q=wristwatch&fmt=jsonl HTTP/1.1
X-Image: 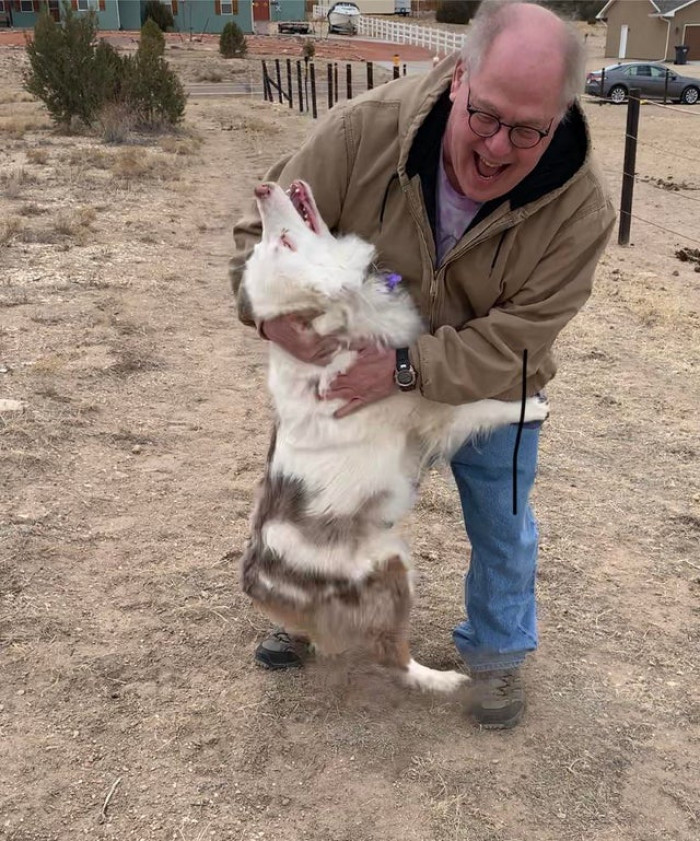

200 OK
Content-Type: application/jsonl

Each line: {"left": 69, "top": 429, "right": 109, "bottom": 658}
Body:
{"left": 394, "top": 347, "right": 417, "bottom": 392}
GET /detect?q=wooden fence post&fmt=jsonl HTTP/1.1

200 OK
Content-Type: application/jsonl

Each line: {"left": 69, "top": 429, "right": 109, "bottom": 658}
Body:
{"left": 286, "top": 59, "right": 293, "bottom": 109}
{"left": 618, "top": 88, "right": 640, "bottom": 246}
{"left": 274, "top": 59, "right": 283, "bottom": 104}
{"left": 310, "top": 62, "right": 317, "bottom": 119}
{"left": 366, "top": 61, "right": 373, "bottom": 91}
{"left": 346, "top": 63, "right": 352, "bottom": 100}
{"left": 296, "top": 60, "right": 304, "bottom": 113}
{"left": 261, "top": 60, "right": 270, "bottom": 101}
{"left": 327, "top": 62, "right": 333, "bottom": 110}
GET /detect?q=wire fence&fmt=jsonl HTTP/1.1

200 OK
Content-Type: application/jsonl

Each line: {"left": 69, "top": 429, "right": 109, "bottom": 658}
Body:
{"left": 258, "top": 65, "right": 700, "bottom": 256}
{"left": 595, "top": 87, "right": 700, "bottom": 252}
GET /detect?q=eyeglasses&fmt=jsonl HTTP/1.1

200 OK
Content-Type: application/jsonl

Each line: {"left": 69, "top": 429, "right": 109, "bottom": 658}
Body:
{"left": 466, "top": 92, "right": 553, "bottom": 150}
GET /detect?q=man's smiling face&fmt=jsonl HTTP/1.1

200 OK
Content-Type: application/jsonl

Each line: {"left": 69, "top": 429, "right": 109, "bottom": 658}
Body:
{"left": 442, "top": 26, "right": 567, "bottom": 202}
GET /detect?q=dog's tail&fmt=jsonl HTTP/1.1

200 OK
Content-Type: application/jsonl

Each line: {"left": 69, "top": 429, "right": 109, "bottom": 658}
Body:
{"left": 401, "top": 660, "right": 469, "bottom": 693}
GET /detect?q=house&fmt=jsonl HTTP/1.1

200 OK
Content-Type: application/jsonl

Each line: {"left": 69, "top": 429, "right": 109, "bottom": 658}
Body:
{"left": 597, "top": 0, "right": 700, "bottom": 61}
{"left": 0, "top": 0, "right": 308, "bottom": 34}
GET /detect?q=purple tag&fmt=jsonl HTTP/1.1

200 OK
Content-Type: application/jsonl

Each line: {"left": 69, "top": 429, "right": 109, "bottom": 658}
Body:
{"left": 384, "top": 272, "right": 402, "bottom": 291}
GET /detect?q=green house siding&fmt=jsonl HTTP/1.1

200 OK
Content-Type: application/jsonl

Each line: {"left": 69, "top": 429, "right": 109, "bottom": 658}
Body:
{"left": 170, "top": 2, "right": 253, "bottom": 35}
{"left": 117, "top": 0, "right": 142, "bottom": 30}
{"left": 270, "top": 0, "right": 307, "bottom": 22}
{"left": 4, "top": 0, "right": 266, "bottom": 33}
{"left": 6, "top": 0, "right": 43, "bottom": 28}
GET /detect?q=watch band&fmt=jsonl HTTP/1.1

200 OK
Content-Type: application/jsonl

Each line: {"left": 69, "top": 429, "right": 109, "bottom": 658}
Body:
{"left": 395, "top": 347, "right": 417, "bottom": 391}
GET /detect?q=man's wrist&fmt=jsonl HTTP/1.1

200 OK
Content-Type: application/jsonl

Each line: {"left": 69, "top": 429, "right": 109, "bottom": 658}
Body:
{"left": 394, "top": 347, "right": 418, "bottom": 391}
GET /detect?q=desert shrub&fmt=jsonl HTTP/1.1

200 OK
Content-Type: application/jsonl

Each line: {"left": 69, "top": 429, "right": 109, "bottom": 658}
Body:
{"left": 24, "top": 5, "right": 184, "bottom": 135}
{"left": 302, "top": 38, "right": 315, "bottom": 60}
{"left": 435, "top": 0, "right": 481, "bottom": 24}
{"left": 143, "top": 0, "right": 174, "bottom": 31}
{"left": 219, "top": 21, "right": 247, "bottom": 58}
{"left": 98, "top": 101, "right": 135, "bottom": 143}
{"left": 140, "top": 17, "right": 166, "bottom": 57}
{"left": 121, "top": 49, "right": 186, "bottom": 128}
{"left": 24, "top": 8, "right": 105, "bottom": 128}
{"left": 94, "top": 40, "right": 128, "bottom": 104}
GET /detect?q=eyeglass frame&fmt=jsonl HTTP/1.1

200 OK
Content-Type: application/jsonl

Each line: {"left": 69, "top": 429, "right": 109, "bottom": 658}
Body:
{"left": 465, "top": 91, "right": 554, "bottom": 149}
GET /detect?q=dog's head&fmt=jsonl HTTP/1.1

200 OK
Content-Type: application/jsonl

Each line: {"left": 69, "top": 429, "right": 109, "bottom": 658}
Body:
{"left": 242, "top": 180, "right": 376, "bottom": 321}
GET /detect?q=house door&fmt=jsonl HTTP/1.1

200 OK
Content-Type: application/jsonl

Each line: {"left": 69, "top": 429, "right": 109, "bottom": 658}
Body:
{"left": 253, "top": 0, "right": 270, "bottom": 21}
{"left": 684, "top": 25, "right": 700, "bottom": 60}
{"left": 618, "top": 24, "right": 629, "bottom": 59}
{"left": 48, "top": 0, "right": 60, "bottom": 22}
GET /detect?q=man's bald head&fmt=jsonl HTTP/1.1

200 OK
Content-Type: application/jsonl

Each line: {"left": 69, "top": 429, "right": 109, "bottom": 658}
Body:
{"left": 460, "top": 1, "right": 586, "bottom": 115}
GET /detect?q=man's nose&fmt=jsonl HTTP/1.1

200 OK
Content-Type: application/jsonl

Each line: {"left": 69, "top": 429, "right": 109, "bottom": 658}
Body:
{"left": 483, "top": 125, "right": 513, "bottom": 157}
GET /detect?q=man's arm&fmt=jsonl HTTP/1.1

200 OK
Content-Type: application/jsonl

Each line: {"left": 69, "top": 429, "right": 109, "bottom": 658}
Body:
{"left": 413, "top": 200, "right": 617, "bottom": 404}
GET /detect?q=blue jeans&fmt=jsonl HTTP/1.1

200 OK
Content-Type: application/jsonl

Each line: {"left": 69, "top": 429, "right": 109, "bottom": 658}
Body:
{"left": 450, "top": 421, "right": 542, "bottom": 673}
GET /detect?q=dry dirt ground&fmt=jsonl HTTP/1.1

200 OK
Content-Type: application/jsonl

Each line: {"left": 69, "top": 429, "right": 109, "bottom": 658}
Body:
{"left": 1, "top": 27, "right": 700, "bottom": 841}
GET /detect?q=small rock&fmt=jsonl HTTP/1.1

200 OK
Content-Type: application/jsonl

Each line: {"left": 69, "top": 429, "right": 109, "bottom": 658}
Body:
{"left": 131, "top": 444, "right": 142, "bottom": 454}
{"left": 0, "top": 399, "right": 24, "bottom": 414}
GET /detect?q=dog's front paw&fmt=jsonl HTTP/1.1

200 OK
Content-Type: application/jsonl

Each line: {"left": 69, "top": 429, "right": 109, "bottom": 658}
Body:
{"left": 525, "top": 394, "right": 550, "bottom": 423}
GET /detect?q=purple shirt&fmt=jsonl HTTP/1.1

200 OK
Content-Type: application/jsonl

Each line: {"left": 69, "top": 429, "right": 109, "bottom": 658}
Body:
{"left": 436, "top": 153, "right": 482, "bottom": 265}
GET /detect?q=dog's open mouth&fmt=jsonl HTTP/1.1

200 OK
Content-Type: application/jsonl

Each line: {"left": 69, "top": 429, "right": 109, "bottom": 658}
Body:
{"left": 287, "top": 181, "right": 321, "bottom": 235}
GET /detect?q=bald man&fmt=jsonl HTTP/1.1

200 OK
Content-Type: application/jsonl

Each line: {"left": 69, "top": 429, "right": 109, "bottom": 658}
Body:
{"left": 231, "top": 1, "right": 615, "bottom": 728}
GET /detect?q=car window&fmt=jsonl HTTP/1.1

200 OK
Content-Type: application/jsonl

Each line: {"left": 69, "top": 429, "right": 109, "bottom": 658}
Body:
{"left": 649, "top": 66, "right": 666, "bottom": 78}
{"left": 631, "top": 65, "right": 652, "bottom": 77}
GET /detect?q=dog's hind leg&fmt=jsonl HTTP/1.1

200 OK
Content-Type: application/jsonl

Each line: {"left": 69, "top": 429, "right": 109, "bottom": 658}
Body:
{"left": 364, "top": 557, "right": 469, "bottom": 694}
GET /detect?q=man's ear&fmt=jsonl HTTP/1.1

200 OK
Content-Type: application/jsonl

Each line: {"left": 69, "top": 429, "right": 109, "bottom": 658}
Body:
{"left": 449, "top": 60, "right": 466, "bottom": 102}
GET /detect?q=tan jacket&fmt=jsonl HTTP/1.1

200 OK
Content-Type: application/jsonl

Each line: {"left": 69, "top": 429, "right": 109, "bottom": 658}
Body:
{"left": 231, "top": 55, "right": 616, "bottom": 404}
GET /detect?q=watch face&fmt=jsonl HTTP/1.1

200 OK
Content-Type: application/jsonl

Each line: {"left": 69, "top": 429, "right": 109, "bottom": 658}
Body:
{"left": 396, "top": 370, "right": 415, "bottom": 386}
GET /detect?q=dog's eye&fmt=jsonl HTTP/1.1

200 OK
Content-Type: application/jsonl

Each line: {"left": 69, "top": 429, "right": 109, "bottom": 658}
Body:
{"left": 280, "top": 231, "right": 296, "bottom": 251}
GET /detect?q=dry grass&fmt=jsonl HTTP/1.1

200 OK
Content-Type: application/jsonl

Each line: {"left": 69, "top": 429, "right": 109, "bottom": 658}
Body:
{"left": 159, "top": 133, "right": 202, "bottom": 155}
{"left": 0, "top": 166, "right": 38, "bottom": 198}
{"left": 25, "top": 147, "right": 49, "bottom": 165}
{"left": 18, "top": 202, "right": 49, "bottom": 217}
{"left": 111, "top": 147, "right": 180, "bottom": 182}
{"left": 99, "top": 101, "right": 136, "bottom": 144}
{"left": 0, "top": 91, "right": 35, "bottom": 105}
{"left": 0, "top": 216, "right": 23, "bottom": 246}
{"left": 0, "top": 111, "right": 52, "bottom": 138}
{"left": 194, "top": 69, "right": 224, "bottom": 83}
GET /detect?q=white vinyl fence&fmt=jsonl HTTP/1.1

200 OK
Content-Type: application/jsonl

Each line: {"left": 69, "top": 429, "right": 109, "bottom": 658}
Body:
{"left": 312, "top": 7, "right": 467, "bottom": 56}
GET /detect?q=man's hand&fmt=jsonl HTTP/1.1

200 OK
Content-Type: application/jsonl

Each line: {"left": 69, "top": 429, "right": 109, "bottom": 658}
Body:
{"left": 261, "top": 312, "right": 339, "bottom": 366}
{"left": 323, "top": 345, "right": 397, "bottom": 418}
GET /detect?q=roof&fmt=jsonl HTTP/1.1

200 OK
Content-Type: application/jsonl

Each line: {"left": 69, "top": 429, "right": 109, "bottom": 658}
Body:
{"left": 597, "top": 0, "right": 699, "bottom": 19}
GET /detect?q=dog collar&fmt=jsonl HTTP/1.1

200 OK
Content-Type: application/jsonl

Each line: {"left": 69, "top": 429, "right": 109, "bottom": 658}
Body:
{"left": 384, "top": 272, "right": 402, "bottom": 291}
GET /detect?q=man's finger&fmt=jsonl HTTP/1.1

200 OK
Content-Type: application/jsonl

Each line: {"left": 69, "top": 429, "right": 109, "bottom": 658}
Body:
{"left": 334, "top": 397, "right": 363, "bottom": 419}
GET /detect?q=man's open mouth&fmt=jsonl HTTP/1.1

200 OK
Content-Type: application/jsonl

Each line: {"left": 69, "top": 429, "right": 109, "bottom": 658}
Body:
{"left": 288, "top": 181, "right": 321, "bottom": 234}
{"left": 474, "top": 153, "right": 508, "bottom": 179}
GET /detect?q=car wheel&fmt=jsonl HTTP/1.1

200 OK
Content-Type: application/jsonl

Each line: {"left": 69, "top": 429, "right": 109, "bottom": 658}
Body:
{"left": 680, "top": 86, "right": 699, "bottom": 105}
{"left": 609, "top": 84, "right": 627, "bottom": 104}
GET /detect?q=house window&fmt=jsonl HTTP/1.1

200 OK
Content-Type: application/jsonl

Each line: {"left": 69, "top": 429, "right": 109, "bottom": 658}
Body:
{"left": 20, "top": 0, "right": 34, "bottom": 12}
{"left": 78, "top": 0, "right": 89, "bottom": 10}
{"left": 221, "top": 2, "right": 238, "bottom": 14}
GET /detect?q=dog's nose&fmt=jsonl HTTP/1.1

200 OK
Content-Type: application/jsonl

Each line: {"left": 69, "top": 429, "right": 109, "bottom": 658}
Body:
{"left": 254, "top": 183, "right": 272, "bottom": 199}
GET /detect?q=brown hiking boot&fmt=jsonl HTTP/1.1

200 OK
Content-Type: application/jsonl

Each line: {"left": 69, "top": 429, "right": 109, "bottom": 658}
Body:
{"left": 468, "top": 668, "right": 525, "bottom": 729}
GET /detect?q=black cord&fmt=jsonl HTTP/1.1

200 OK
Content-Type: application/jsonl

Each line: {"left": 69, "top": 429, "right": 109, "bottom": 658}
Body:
{"left": 512, "top": 349, "right": 528, "bottom": 516}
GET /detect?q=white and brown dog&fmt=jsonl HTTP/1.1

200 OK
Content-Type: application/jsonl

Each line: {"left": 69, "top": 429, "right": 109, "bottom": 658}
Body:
{"left": 240, "top": 180, "right": 548, "bottom": 693}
